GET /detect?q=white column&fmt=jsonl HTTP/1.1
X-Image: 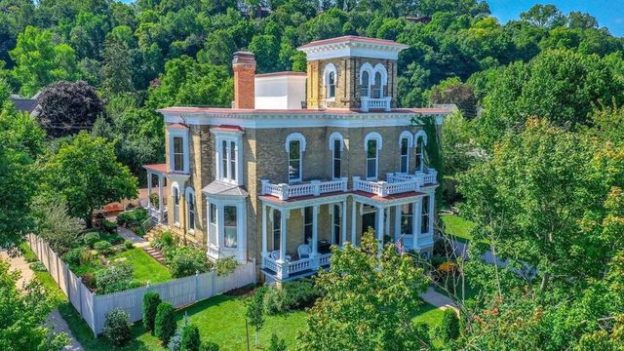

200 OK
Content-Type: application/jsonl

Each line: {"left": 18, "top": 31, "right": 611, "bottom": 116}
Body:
{"left": 158, "top": 175, "right": 164, "bottom": 222}
{"left": 311, "top": 205, "right": 319, "bottom": 268}
{"left": 279, "top": 209, "right": 288, "bottom": 263}
{"left": 215, "top": 203, "right": 222, "bottom": 250}
{"left": 376, "top": 205, "right": 385, "bottom": 254}
{"left": 261, "top": 204, "right": 268, "bottom": 260}
{"left": 351, "top": 198, "right": 357, "bottom": 245}
{"left": 428, "top": 194, "right": 435, "bottom": 236}
{"left": 394, "top": 205, "right": 401, "bottom": 238}
{"left": 147, "top": 172, "right": 152, "bottom": 210}
{"left": 341, "top": 200, "right": 347, "bottom": 246}
{"left": 385, "top": 208, "right": 390, "bottom": 237}
{"left": 414, "top": 197, "right": 423, "bottom": 250}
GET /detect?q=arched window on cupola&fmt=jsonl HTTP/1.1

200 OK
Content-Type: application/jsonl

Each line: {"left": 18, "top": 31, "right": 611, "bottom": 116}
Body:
{"left": 323, "top": 63, "right": 337, "bottom": 100}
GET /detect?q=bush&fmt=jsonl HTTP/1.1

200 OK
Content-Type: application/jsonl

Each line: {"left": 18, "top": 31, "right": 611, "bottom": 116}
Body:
{"left": 168, "top": 331, "right": 182, "bottom": 351}
{"left": 267, "top": 333, "right": 287, "bottom": 351}
{"left": 438, "top": 309, "right": 460, "bottom": 342}
{"left": 83, "top": 232, "right": 101, "bottom": 248}
{"left": 200, "top": 342, "right": 219, "bottom": 351}
{"left": 95, "top": 263, "right": 133, "bottom": 293}
{"left": 82, "top": 272, "right": 96, "bottom": 290}
{"left": 169, "top": 247, "right": 211, "bottom": 278}
{"left": 180, "top": 324, "right": 201, "bottom": 351}
{"left": 124, "top": 240, "right": 134, "bottom": 250}
{"left": 94, "top": 240, "right": 113, "bottom": 255}
{"left": 152, "top": 231, "right": 175, "bottom": 250}
{"left": 101, "top": 219, "right": 117, "bottom": 234}
{"left": 29, "top": 262, "right": 47, "bottom": 272}
{"left": 263, "top": 286, "right": 287, "bottom": 315}
{"left": 283, "top": 280, "right": 320, "bottom": 310}
{"left": 215, "top": 257, "right": 238, "bottom": 276}
{"left": 117, "top": 208, "right": 148, "bottom": 228}
{"left": 63, "top": 247, "right": 84, "bottom": 265}
{"left": 143, "top": 291, "right": 162, "bottom": 334}
{"left": 155, "top": 303, "right": 176, "bottom": 345}
{"left": 103, "top": 308, "right": 132, "bottom": 347}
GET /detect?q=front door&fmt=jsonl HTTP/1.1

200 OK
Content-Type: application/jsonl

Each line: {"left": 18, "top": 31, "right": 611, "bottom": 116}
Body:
{"left": 361, "top": 212, "right": 376, "bottom": 236}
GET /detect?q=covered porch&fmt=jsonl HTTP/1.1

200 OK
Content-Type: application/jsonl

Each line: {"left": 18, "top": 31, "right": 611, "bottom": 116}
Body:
{"left": 259, "top": 193, "right": 349, "bottom": 281}
{"left": 143, "top": 164, "right": 168, "bottom": 224}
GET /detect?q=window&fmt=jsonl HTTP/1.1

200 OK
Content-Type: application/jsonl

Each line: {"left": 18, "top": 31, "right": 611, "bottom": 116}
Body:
{"left": 273, "top": 210, "right": 281, "bottom": 251}
{"left": 421, "top": 196, "right": 430, "bottom": 234}
{"left": 288, "top": 140, "right": 301, "bottom": 182}
{"left": 401, "top": 204, "right": 413, "bottom": 235}
{"left": 333, "top": 139, "right": 341, "bottom": 179}
{"left": 333, "top": 204, "right": 341, "bottom": 245}
{"left": 328, "top": 72, "right": 336, "bottom": 98}
{"left": 219, "top": 139, "right": 239, "bottom": 183}
{"left": 224, "top": 206, "right": 237, "bottom": 248}
{"left": 360, "top": 70, "right": 369, "bottom": 97}
{"left": 173, "top": 137, "right": 184, "bottom": 172}
{"left": 372, "top": 72, "right": 382, "bottom": 98}
{"left": 415, "top": 138, "right": 425, "bottom": 171}
{"left": 173, "top": 185, "right": 180, "bottom": 225}
{"left": 186, "top": 188, "right": 195, "bottom": 230}
{"left": 367, "top": 139, "right": 378, "bottom": 179}
{"left": 304, "top": 207, "right": 313, "bottom": 244}
{"left": 400, "top": 137, "right": 409, "bottom": 173}
{"left": 209, "top": 203, "right": 217, "bottom": 245}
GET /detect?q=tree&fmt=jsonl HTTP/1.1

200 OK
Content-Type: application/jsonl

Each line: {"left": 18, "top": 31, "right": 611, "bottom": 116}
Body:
{"left": 0, "top": 259, "right": 69, "bottom": 350}
{"left": 180, "top": 323, "right": 201, "bottom": 351}
{"left": 101, "top": 36, "right": 134, "bottom": 94}
{"left": 296, "top": 231, "right": 429, "bottom": 351}
{"left": 36, "top": 80, "right": 105, "bottom": 137}
{"left": 267, "top": 333, "right": 287, "bottom": 351}
{"left": 155, "top": 302, "right": 176, "bottom": 345}
{"left": 31, "top": 195, "right": 84, "bottom": 254}
{"left": 246, "top": 288, "right": 265, "bottom": 347}
{"left": 520, "top": 4, "right": 566, "bottom": 29}
{"left": 44, "top": 132, "right": 137, "bottom": 227}
{"left": 10, "top": 26, "right": 77, "bottom": 96}
{"left": 143, "top": 291, "right": 162, "bottom": 334}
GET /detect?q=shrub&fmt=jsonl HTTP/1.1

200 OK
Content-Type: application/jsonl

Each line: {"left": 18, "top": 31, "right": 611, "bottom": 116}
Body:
{"left": 263, "top": 286, "right": 286, "bottom": 315}
{"left": 438, "top": 309, "right": 460, "bottom": 342}
{"left": 180, "top": 324, "right": 201, "bottom": 351}
{"left": 200, "top": 342, "right": 219, "bottom": 351}
{"left": 63, "top": 247, "right": 83, "bottom": 265}
{"left": 103, "top": 308, "right": 131, "bottom": 347}
{"left": 117, "top": 208, "right": 148, "bottom": 228}
{"left": 283, "top": 280, "right": 320, "bottom": 310}
{"left": 101, "top": 219, "right": 117, "bottom": 234}
{"left": 215, "top": 257, "right": 238, "bottom": 276}
{"left": 168, "top": 331, "right": 182, "bottom": 351}
{"left": 169, "top": 247, "right": 211, "bottom": 278}
{"left": 152, "top": 231, "right": 175, "bottom": 250}
{"left": 83, "top": 232, "right": 101, "bottom": 248}
{"left": 95, "top": 263, "right": 133, "bottom": 293}
{"left": 267, "top": 333, "right": 287, "bottom": 351}
{"left": 124, "top": 240, "right": 134, "bottom": 250}
{"left": 143, "top": 291, "right": 162, "bottom": 334}
{"left": 94, "top": 240, "right": 113, "bottom": 255}
{"left": 82, "top": 272, "right": 96, "bottom": 290}
{"left": 29, "top": 262, "right": 47, "bottom": 272}
{"left": 155, "top": 303, "right": 176, "bottom": 345}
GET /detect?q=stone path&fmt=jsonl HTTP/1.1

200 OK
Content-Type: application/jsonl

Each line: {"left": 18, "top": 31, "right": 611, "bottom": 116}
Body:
{"left": 1, "top": 248, "right": 83, "bottom": 350}
{"left": 420, "top": 287, "right": 459, "bottom": 312}
{"left": 117, "top": 226, "right": 150, "bottom": 248}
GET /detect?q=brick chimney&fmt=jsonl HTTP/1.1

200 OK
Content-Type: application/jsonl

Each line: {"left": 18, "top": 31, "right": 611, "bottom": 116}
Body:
{"left": 232, "top": 51, "right": 256, "bottom": 109}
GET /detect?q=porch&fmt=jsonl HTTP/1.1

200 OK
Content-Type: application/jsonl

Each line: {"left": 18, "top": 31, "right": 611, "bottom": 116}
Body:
{"left": 352, "top": 167, "right": 438, "bottom": 198}
{"left": 143, "top": 164, "right": 168, "bottom": 223}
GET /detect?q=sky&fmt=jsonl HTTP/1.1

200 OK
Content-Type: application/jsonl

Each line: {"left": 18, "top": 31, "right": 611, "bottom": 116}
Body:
{"left": 487, "top": 0, "right": 624, "bottom": 36}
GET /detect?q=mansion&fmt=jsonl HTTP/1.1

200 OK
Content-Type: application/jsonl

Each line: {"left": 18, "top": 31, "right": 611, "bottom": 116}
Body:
{"left": 143, "top": 35, "right": 448, "bottom": 282}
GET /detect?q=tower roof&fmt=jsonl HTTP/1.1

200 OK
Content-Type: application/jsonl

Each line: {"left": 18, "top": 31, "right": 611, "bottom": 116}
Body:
{"left": 297, "top": 35, "right": 409, "bottom": 61}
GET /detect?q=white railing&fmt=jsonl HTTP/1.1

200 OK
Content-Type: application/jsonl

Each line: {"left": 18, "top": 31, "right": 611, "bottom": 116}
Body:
{"left": 416, "top": 167, "right": 438, "bottom": 185}
{"left": 387, "top": 168, "right": 438, "bottom": 186}
{"left": 353, "top": 176, "right": 421, "bottom": 197}
{"left": 361, "top": 96, "right": 391, "bottom": 112}
{"left": 319, "top": 253, "right": 331, "bottom": 267}
{"left": 261, "top": 178, "right": 348, "bottom": 200}
{"left": 262, "top": 253, "right": 332, "bottom": 280}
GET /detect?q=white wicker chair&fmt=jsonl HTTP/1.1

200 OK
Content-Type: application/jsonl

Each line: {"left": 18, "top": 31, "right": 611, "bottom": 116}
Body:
{"left": 297, "top": 244, "right": 311, "bottom": 259}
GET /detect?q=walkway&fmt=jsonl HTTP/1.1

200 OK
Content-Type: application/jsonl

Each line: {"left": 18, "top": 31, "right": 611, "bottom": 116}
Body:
{"left": 117, "top": 226, "right": 150, "bottom": 248}
{"left": 420, "top": 287, "right": 459, "bottom": 312}
{"left": 1, "top": 248, "right": 83, "bottom": 350}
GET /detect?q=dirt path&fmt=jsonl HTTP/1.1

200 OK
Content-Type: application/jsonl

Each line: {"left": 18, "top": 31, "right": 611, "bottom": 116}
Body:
{"left": 0, "top": 249, "right": 34, "bottom": 289}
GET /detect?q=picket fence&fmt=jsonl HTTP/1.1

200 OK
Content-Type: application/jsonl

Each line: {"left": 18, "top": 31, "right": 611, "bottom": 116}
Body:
{"left": 26, "top": 234, "right": 257, "bottom": 335}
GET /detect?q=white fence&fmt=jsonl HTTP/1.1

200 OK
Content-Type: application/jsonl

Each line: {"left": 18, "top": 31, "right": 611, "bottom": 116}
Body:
{"left": 26, "top": 234, "right": 257, "bottom": 335}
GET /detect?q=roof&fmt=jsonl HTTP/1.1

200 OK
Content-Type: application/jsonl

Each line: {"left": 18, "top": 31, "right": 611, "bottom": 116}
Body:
{"left": 351, "top": 190, "right": 426, "bottom": 202}
{"left": 255, "top": 71, "right": 307, "bottom": 78}
{"left": 9, "top": 97, "right": 38, "bottom": 113}
{"left": 211, "top": 125, "right": 244, "bottom": 133}
{"left": 143, "top": 163, "right": 167, "bottom": 174}
{"left": 298, "top": 35, "right": 409, "bottom": 50}
{"left": 158, "top": 106, "right": 449, "bottom": 116}
{"left": 167, "top": 123, "right": 188, "bottom": 129}
{"left": 202, "top": 181, "right": 249, "bottom": 197}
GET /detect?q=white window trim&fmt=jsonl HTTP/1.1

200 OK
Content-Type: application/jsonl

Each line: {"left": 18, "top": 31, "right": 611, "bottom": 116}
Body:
{"left": 414, "top": 130, "right": 428, "bottom": 172}
{"left": 359, "top": 63, "right": 374, "bottom": 97}
{"left": 185, "top": 187, "right": 196, "bottom": 232}
{"left": 399, "top": 130, "right": 413, "bottom": 173}
{"left": 328, "top": 132, "right": 344, "bottom": 180}
{"left": 373, "top": 63, "right": 389, "bottom": 86}
{"left": 323, "top": 63, "right": 337, "bottom": 101}
{"left": 206, "top": 196, "right": 247, "bottom": 262}
{"left": 172, "top": 182, "right": 180, "bottom": 226}
{"left": 212, "top": 129, "right": 244, "bottom": 186}
{"left": 364, "top": 132, "right": 383, "bottom": 180}
{"left": 168, "top": 128, "right": 190, "bottom": 174}
{"left": 285, "top": 132, "right": 306, "bottom": 183}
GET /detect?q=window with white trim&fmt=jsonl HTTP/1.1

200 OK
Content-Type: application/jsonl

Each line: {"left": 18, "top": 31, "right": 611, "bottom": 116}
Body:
{"left": 169, "top": 128, "right": 189, "bottom": 173}
{"left": 304, "top": 207, "right": 313, "bottom": 244}
{"left": 323, "top": 63, "right": 337, "bottom": 101}
{"left": 415, "top": 137, "right": 425, "bottom": 172}
{"left": 173, "top": 184, "right": 180, "bottom": 225}
{"left": 272, "top": 210, "right": 281, "bottom": 251}
{"left": 421, "top": 196, "right": 430, "bottom": 234}
{"left": 286, "top": 133, "right": 306, "bottom": 183}
{"left": 208, "top": 203, "right": 217, "bottom": 245}
{"left": 173, "top": 137, "right": 184, "bottom": 172}
{"left": 400, "top": 137, "right": 409, "bottom": 173}
{"left": 332, "top": 204, "right": 341, "bottom": 245}
{"left": 366, "top": 139, "right": 378, "bottom": 179}
{"left": 401, "top": 203, "right": 413, "bottom": 235}
{"left": 186, "top": 188, "right": 195, "bottom": 230}
{"left": 372, "top": 72, "right": 382, "bottom": 98}
{"left": 223, "top": 206, "right": 237, "bottom": 248}
{"left": 332, "top": 139, "right": 341, "bottom": 179}
{"left": 360, "top": 70, "right": 369, "bottom": 97}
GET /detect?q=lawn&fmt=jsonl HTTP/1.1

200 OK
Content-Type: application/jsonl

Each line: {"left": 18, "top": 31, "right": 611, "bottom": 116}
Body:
{"left": 413, "top": 302, "right": 446, "bottom": 328}
{"left": 441, "top": 214, "right": 476, "bottom": 242}
{"left": 112, "top": 248, "right": 171, "bottom": 285}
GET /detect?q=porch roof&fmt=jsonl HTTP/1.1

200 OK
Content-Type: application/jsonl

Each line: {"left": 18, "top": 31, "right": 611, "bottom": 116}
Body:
{"left": 202, "top": 181, "right": 248, "bottom": 197}
{"left": 351, "top": 190, "right": 426, "bottom": 206}
{"left": 143, "top": 163, "right": 167, "bottom": 174}
{"left": 259, "top": 191, "right": 348, "bottom": 208}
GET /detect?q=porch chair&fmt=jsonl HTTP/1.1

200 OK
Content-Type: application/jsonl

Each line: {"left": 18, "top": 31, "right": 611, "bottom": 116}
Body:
{"left": 297, "top": 244, "right": 311, "bottom": 259}
{"left": 270, "top": 250, "right": 291, "bottom": 262}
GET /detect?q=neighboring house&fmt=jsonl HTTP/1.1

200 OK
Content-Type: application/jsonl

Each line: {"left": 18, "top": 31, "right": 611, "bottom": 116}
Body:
{"left": 9, "top": 94, "right": 39, "bottom": 115}
{"left": 143, "top": 36, "right": 449, "bottom": 282}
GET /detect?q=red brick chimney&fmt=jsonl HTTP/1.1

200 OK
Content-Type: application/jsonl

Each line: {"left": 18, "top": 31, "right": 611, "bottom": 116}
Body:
{"left": 232, "top": 51, "right": 256, "bottom": 109}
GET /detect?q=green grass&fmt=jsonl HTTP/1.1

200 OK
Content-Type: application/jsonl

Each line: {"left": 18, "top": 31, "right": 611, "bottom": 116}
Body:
{"left": 111, "top": 248, "right": 171, "bottom": 285}
{"left": 413, "top": 302, "right": 446, "bottom": 329}
{"left": 441, "top": 214, "right": 476, "bottom": 242}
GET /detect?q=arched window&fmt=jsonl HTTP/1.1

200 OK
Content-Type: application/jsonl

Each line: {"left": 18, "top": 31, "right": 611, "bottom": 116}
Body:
{"left": 186, "top": 187, "right": 195, "bottom": 230}
{"left": 328, "top": 132, "right": 344, "bottom": 179}
{"left": 372, "top": 72, "right": 382, "bottom": 98}
{"left": 399, "top": 131, "right": 413, "bottom": 173}
{"left": 360, "top": 70, "right": 369, "bottom": 97}
{"left": 414, "top": 130, "right": 428, "bottom": 172}
{"left": 286, "top": 133, "right": 306, "bottom": 183}
{"left": 323, "top": 63, "right": 337, "bottom": 100}
{"left": 364, "top": 132, "right": 383, "bottom": 180}
{"left": 172, "top": 183, "right": 180, "bottom": 225}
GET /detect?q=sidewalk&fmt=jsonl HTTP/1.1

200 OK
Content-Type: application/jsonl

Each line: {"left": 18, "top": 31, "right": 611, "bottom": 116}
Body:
{"left": 117, "top": 226, "right": 150, "bottom": 248}
{"left": 420, "top": 286, "right": 459, "bottom": 312}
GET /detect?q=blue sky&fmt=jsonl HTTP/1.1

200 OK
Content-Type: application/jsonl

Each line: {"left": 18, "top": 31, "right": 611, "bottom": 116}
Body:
{"left": 488, "top": 0, "right": 624, "bottom": 36}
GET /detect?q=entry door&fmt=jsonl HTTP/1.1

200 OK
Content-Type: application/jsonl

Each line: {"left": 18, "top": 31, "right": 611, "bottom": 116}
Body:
{"left": 361, "top": 212, "right": 376, "bottom": 236}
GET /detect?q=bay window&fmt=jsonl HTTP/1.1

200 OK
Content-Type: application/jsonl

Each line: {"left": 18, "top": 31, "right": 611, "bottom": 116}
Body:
{"left": 401, "top": 204, "right": 413, "bottom": 235}
{"left": 224, "top": 206, "right": 237, "bottom": 248}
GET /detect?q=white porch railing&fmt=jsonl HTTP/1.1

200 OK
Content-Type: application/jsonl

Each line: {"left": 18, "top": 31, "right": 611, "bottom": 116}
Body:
{"left": 261, "top": 178, "right": 348, "bottom": 200}
{"left": 361, "top": 96, "right": 391, "bottom": 112}
{"left": 386, "top": 167, "right": 438, "bottom": 187}
{"left": 353, "top": 176, "right": 422, "bottom": 197}
{"left": 262, "top": 253, "right": 332, "bottom": 280}
{"left": 417, "top": 167, "right": 438, "bottom": 185}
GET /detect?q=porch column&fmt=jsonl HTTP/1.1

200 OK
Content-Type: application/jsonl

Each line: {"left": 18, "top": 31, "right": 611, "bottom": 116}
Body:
{"left": 341, "top": 200, "right": 347, "bottom": 246}
{"left": 394, "top": 205, "right": 401, "bottom": 239}
{"left": 261, "top": 204, "right": 268, "bottom": 263}
{"left": 147, "top": 172, "right": 152, "bottom": 210}
{"left": 385, "top": 208, "right": 390, "bottom": 238}
{"left": 351, "top": 198, "right": 357, "bottom": 245}
{"left": 413, "top": 197, "right": 423, "bottom": 250}
{"left": 376, "top": 205, "right": 385, "bottom": 254}
{"left": 158, "top": 175, "right": 164, "bottom": 223}
{"left": 311, "top": 205, "right": 319, "bottom": 268}
{"left": 279, "top": 209, "right": 288, "bottom": 263}
{"left": 428, "top": 193, "right": 435, "bottom": 236}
